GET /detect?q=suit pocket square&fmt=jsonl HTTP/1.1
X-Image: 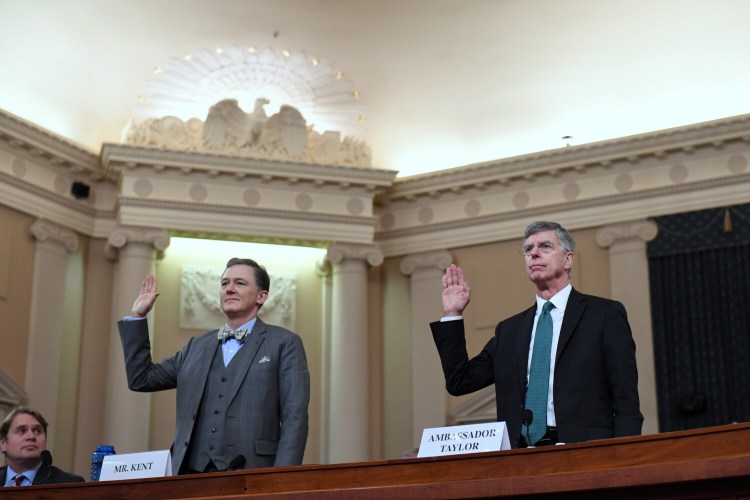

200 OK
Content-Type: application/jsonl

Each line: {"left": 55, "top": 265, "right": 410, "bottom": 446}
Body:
{"left": 259, "top": 355, "right": 271, "bottom": 364}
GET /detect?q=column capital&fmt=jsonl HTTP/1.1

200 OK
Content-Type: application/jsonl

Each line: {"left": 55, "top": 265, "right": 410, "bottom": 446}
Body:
{"left": 29, "top": 218, "right": 79, "bottom": 253}
{"left": 595, "top": 219, "right": 658, "bottom": 248}
{"left": 399, "top": 250, "right": 453, "bottom": 276}
{"left": 105, "top": 226, "right": 171, "bottom": 260}
{"left": 315, "top": 257, "right": 332, "bottom": 277}
{"left": 326, "top": 243, "right": 384, "bottom": 267}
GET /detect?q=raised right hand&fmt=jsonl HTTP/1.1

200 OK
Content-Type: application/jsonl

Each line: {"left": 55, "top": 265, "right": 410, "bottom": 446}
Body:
{"left": 441, "top": 264, "right": 471, "bottom": 316}
{"left": 131, "top": 273, "right": 159, "bottom": 318}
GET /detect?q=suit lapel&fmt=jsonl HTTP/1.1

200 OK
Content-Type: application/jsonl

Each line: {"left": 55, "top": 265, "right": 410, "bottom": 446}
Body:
{"left": 517, "top": 304, "right": 536, "bottom": 388}
{"left": 189, "top": 332, "right": 220, "bottom": 413}
{"left": 32, "top": 462, "right": 50, "bottom": 485}
{"left": 556, "top": 288, "right": 585, "bottom": 361}
{"left": 226, "top": 318, "right": 266, "bottom": 405}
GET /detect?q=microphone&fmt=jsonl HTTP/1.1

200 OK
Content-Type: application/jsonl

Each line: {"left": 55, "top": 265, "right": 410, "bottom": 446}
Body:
{"left": 521, "top": 409, "right": 534, "bottom": 447}
{"left": 40, "top": 450, "right": 53, "bottom": 483}
{"left": 225, "top": 455, "right": 246, "bottom": 471}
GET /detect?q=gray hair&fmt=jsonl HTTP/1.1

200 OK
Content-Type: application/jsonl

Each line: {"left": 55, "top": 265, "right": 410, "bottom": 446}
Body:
{"left": 524, "top": 221, "right": 576, "bottom": 277}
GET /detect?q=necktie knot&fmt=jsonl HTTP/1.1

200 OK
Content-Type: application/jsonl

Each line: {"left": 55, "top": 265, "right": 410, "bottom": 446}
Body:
{"left": 13, "top": 474, "right": 26, "bottom": 487}
{"left": 218, "top": 325, "right": 249, "bottom": 342}
{"left": 542, "top": 301, "right": 555, "bottom": 315}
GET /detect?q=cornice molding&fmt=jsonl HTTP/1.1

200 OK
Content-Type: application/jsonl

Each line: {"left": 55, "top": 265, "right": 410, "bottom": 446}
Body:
{"left": 3, "top": 108, "right": 750, "bottom": 256}
{"left": 379, "top": 172, "right": 750, "bottom": 242}
{"left": 118, "top": 196, "right": 377, "bottom": 226}
{"left": 167, "top": 229, "right": 328, "bottom": 249}
{"left": 0, "top": 170, "right": 117, "bottom": 238}
{"left": 376, "top": 172, "right": 750, "bottom": 257}
{"left": 380, "top": 114, "right": 750, "bottom": 202}
{"left": 0, "top": 109, "right": 104, "bottom": 180}
{"left": 101, "top": 143, "right": 397, "bottom": 191}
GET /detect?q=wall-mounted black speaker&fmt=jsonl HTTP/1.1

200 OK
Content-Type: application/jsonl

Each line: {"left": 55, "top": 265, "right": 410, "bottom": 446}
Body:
{"left": 71, "top": 181, "right": 90, "bottom": 199}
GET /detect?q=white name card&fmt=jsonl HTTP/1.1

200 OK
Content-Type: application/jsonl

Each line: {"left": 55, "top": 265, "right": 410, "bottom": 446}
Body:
{"left": 417, "top": 422, "right": 510, "bottom": 458}
{"left": 100, "top": 450, "right": 172, "bottom": 481}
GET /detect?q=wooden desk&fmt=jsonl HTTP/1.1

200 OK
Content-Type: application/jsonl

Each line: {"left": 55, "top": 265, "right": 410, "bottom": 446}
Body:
{"left": 3, "top": 423, "right": 749, "bottom": 499}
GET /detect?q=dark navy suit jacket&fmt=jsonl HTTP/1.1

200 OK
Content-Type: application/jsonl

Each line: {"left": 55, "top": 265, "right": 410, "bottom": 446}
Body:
{"left": 1, "top": 463, "right": 85, "bottom": 486}
{"left": 431, "top": 288, "right": 643, "bottom": 448}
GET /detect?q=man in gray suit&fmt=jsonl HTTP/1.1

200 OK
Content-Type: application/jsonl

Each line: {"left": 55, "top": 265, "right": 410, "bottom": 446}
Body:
{"left": 118, "top": 257, "right": 310, "bottom": 474}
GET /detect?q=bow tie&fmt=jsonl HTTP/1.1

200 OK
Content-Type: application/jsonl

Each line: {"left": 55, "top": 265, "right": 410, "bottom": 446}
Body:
{"left": 218, "top": 326, "right": 249, "bottom": 342}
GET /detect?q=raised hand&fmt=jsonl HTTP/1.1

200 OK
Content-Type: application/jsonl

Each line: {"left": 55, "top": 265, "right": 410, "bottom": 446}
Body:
{"left": 441, "top": 264, "right": 471, "bottom": 316}
{"left": 132, "top": 273, "right": 159, "bottom": 318}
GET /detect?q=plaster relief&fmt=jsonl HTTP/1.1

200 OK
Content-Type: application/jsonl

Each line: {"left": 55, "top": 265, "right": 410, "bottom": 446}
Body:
{"left": 180, "top": 265, "right": 297, "bottom": 331}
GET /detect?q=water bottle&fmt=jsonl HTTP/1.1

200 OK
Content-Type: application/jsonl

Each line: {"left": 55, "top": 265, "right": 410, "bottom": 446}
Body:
{"left": 90, "top": 445, "right": 116, "bottom": 481}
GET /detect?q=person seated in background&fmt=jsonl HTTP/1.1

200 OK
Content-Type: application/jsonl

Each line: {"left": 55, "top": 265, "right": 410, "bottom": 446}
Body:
{"left": 0, "top": 406, "right": 85, "bottom": 486}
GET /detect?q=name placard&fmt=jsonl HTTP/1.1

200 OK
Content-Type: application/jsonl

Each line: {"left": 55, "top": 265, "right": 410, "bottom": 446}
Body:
{"left": 100, "top": 450, "right": 172, "bottom": 480}
{"left": 417, "top": 422, "right": 510, "bottom": 458}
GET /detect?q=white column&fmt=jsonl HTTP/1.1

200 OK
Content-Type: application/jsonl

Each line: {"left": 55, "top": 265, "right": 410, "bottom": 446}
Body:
{"left": 326, "top": 243, "right": 383, "bottom": 463}
{"left": 103, "top": 226, "right": 170, "bottom": 452}
{"left": 400, "top": 250, "right": 452, "bottom": 447}
{"left": 596, "top": 219, "right": 659, "bottom": 435}
{"left": 315, "top": 258, "right": 333, "bottom": 464}
{"left": 26, "top": 219, "right": 79, "bottom": 447}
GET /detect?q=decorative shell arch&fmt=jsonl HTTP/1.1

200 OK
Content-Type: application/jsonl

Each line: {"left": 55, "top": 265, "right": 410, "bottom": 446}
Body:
{"left": 123, "top": 45, "right": 371, "bottom": 167}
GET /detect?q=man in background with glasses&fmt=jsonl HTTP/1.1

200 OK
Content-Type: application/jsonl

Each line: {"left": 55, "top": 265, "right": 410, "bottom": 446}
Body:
{"left": 430, "top": 221, "right": 642, "bottom": 448}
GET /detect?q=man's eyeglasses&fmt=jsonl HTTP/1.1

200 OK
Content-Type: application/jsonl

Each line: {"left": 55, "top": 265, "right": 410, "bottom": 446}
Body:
{"left": 520, "top": 241, "right": 557, "bottom": 256}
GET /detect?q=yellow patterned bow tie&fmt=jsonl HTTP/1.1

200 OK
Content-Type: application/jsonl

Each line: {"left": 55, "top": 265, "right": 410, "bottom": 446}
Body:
{"left": 218, "top": 326, "right": 249, "bottom": 342}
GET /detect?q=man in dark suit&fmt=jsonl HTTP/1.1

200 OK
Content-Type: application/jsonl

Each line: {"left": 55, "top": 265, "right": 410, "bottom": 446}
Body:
{"left": 118, "top": 257, "right": 310, "bottom": 474}
{"left": 431, "top": 221, "right": 642, "bottom": 448}
{"left": 1, "top": 406, "right": 85, "bottom": 486}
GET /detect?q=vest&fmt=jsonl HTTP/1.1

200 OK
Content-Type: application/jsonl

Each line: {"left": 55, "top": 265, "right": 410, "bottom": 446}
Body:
{"left": 185, "top": 341, "right": 248, "bottom": 471}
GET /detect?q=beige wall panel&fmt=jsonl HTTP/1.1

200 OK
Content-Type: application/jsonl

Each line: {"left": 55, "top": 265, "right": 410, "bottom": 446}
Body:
{"left": 380, "top": 257, "right": 412, "bottom": 459}
{"left": 0, "top": 205, "right": 35, "bottom": 387}
{"left": 73, "top": 238, "right": 115, "bottom": 478}
{"left": 571, "top": 227, "right": 611, "bottom": 297}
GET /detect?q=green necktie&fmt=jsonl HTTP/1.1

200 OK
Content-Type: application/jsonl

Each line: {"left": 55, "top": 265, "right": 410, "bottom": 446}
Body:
{"left": 525, "top": 301, "right": 555, "bottom": 445}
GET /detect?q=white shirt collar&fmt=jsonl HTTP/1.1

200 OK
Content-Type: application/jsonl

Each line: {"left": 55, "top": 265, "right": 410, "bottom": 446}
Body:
{"left": 535, "top": 283, "right": 572, "bottom": 314}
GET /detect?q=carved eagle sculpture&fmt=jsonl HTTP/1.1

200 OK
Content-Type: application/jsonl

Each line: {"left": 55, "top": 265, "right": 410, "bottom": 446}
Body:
{"left": 202, "top": 98, "right": 253, "bottom": 150}
{"left": 258, "top": 105, "right": 308, "bottom": 159}
{"left": 248, "top": 97, "right": 269, "bottom": 145}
